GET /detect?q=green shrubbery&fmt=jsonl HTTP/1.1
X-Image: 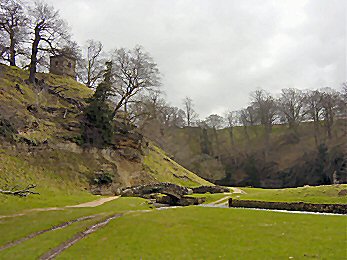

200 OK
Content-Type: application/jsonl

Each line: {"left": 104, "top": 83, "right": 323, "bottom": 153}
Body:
{"left": 0, "top": 117, "right": 17, "bottom": 141}
{"left": 81, "top": 62, "right": 114, "bottom": 147}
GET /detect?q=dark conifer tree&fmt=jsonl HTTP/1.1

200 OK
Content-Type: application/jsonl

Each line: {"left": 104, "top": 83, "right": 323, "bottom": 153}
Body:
{"left": 81, "top": 61, "right": 114, "bottom": 147}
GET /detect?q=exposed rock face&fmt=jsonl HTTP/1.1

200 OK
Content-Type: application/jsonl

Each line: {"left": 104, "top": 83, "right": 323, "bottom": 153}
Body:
{"left": 228, "top": 198, "right": 347, "bottom": 214}
{"left": 192, "top": 185, "right": 230, "bottom": 194}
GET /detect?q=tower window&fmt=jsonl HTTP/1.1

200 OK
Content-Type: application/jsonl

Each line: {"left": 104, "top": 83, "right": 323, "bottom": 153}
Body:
{"left": 55, "top": 61, "right": 59, "bottom": 66}
{"left": 68, "top": 62, "right": 72, "bottom": 68}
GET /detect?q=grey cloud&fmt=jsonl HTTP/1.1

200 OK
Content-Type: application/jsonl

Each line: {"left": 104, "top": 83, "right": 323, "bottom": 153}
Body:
{"left": 41, "top": 0, "right": 345, "bottom": 118}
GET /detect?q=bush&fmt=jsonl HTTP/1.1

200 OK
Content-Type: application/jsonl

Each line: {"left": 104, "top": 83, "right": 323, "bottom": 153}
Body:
{"left": 0, "top": 117, "right": 17, "bottom": 141}
{"left": 91, "top": 172, "right": 114, "bottom": 185}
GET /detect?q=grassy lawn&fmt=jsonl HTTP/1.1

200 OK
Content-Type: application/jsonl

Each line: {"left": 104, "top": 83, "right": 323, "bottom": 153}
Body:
{"left": 58, "top": 206, "right": 347, "bottom": 259}
{"left": 231, "top": 184, "right": 347, "bottom": 204}
{"left": 0, "top": 197, "right": 149, "bottom": 246}
{"left": 0, "top": 195, "right": 345, "bottom": 259}
{"left": 0, "top": 197, "right": 151, "bottom": 259}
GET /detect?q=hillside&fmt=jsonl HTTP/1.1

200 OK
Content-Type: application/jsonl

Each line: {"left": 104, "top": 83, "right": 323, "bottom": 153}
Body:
{"left": 143, "top": 116, "right": 347, "bottom": 188}
{"left": 0, "top": 64, "right": 211, "bottom": 207}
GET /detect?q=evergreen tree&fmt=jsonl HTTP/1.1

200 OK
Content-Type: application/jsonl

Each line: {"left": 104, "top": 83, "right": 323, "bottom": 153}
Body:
{"left": 81, "top": 61, "right": 114, "bottom": 147}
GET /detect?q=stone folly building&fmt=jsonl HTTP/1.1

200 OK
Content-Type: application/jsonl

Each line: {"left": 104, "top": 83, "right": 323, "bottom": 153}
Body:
{"left": 49, "top": 54, "right": 76, "bottom": 79}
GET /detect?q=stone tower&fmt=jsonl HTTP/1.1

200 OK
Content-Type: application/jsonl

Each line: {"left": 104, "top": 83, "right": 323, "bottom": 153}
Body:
{"left": 49, "top": 54, "right": 76, "bottom": 79}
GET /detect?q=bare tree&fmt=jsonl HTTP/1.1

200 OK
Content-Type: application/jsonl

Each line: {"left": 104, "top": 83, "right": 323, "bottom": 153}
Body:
{"left": 342, "top": 82, "right": 347, "bottom": 103}
{"left": 58, "top": 40, "right": 81, "bottom": 60}
{"left": 304, "top": 89, "right": 323, "bottom": 145}
{"left": 225, "top": 110, "right": 238, "bottom": 145}
{"left": 251, "top": 89, "right": 277, "bottom": 159}
{"left": 277, "top": 88, "right": 305, "bottom": 130}
{"left": 205, "top": 114, "right": 225, "bottom": 129}
{"left": 77, "top": 39, "right": 105, "bottom": 88}
{"left": 238, "top": 106, "right": 257, "bottom": 140}
{"left": 110, "top": 46, "right": 161, "bottom": 119}
{"left": 320, "top": 87, "right": 340, "bottom": 139}
{"left": 128, "top": 90, "right": 165, "bottom": 127}
{"left": 0, "top": 0, "right": 28, "bottom": 66}
{"left": 182, "top": 96, "right": 198, "bottom": 127}
{"left": 164, "top": 106, "right": 186, "bottom": 128}
{"left": 28, "top": 1, "right": 71, "bottom": 83}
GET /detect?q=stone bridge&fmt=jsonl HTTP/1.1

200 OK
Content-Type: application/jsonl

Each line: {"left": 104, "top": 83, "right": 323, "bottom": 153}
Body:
{"left": 121, "top": 182, "right": 192, "bottom": 200}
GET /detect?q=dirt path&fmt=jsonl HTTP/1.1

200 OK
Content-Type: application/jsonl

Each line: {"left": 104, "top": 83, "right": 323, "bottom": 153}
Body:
{"left": 0, "top": 215, "right": 99, "bottom": 251}
{"left": 0, "top": 196, "right": 119, "bottom": 219}
{"left": 39, "top": 214, "right": 123, "bottom": 260}
{"left": 66, "top": 196, "right": 119, "bottom": 208}
{"left": 0, "top": 208, "right": 153, "bottom": 257}
{"left": 38, "top": 209, "right": 155, "bottom": 259}
{"left": 231, "top": 187, "right": 247, "bottom": 194}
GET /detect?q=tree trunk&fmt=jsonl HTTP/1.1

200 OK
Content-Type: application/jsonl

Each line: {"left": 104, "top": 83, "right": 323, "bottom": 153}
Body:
{"left": 313, "top": 111, "right": 320, "bottom": 146}
{"left": 263, "top": 124, "right": 272, "bottom": 161}
{"left": 9, "top": 29, "right": 16, "bottom": 66}
{"left": 229, "top": 127, "right": 234, "bottom": 145}
{"left": 243, "top": 125, "right": 249, "bottom": 141}
{"left": 326, "top": 110, "right": 333, "bottom": 139}
{"left": 29, "top": 27, "right": 40, "bottom": 83}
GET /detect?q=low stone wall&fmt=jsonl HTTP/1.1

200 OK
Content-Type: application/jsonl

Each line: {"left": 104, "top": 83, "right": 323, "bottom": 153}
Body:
{"left": 192, "top": 185, "right": 230, "bottom": 194}
{"left": 228, "top": 198, "right": 347, "bottom": 214}
{"left": 156, "top": 195, "right": 206, "bottom": 206}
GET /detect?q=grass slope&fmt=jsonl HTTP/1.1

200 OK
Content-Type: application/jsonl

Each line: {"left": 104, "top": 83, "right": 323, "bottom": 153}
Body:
{"left": 143, "top": 144, "right": 212, "bottom": 187}
{"left": 0, "top": 63, "right": 92, "bottom": 143}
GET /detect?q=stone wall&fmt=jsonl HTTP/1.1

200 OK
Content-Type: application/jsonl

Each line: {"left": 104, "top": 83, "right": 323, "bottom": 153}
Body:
{"left": 50, "top": 55, "right": 76, "bottom": 79}
{"left": 192, "top": 185, "right": 229, "bottom": 194}
{"left": 228, "top": 198, "right": 347, "bottom": 214}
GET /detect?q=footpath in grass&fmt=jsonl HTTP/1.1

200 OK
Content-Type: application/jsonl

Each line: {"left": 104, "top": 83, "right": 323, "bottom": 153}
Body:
{"left": 58, "top": 206, "right": 347, "bottom": 259}
{"left": 0, "top": 197, "right": 150, "bottom": 259}
{"left": 0, "top": 192, "right": 97, "bottom": 215}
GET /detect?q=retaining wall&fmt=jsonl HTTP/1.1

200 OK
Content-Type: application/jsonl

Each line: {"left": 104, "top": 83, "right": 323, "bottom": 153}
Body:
{"left": 228, "top": 198, "right": 347, "bottom": 214}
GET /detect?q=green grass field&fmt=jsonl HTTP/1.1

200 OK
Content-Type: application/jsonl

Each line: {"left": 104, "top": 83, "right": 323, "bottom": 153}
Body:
{"left": 190, "top": 185, "right": 347, "bottom": 205}
{"left": 0, "top": 187, "right": 346, "bottom": 260}
{"left": 58, "top": 206, "right": 346, "bottom": 259}
{"left": 0, "top": 197, "right": 150, "bottom": 259}
{"left": 231, "top": 185, "right": 347, "bottom": 204}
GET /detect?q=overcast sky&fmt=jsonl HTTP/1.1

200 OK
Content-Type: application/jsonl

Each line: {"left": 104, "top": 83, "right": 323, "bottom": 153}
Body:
{"left": 42, "top": 0, "right": 346, "bottom": 118}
